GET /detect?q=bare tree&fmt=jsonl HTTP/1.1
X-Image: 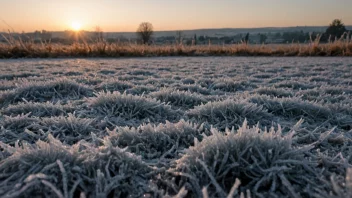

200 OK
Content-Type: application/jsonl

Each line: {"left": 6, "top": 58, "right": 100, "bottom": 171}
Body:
{"left": 136, "top": 22, "right": 153, "bottom": 44}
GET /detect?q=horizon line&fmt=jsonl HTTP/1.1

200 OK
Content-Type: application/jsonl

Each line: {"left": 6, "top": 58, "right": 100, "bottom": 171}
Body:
{"left": 2, "top": 24, "right": 352, "bottom": 34}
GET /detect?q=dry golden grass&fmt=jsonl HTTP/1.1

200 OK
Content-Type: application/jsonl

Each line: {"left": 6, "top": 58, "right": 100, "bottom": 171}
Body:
{"left": 0, "top": 38, "right": 351, "bottom": 58}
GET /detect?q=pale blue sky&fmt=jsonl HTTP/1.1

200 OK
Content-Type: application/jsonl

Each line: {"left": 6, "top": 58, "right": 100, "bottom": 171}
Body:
{"left": 0, "top": 0, "right": 351, "bottom": 32}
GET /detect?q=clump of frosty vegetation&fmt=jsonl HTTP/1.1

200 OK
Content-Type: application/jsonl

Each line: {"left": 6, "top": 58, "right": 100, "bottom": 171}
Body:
{"left": 39, "top": 114, "right": 101, "bottom": 145}
{"left": 266, "top": 77, "right": 286, "bottom": 84}
{"left": 64, "top": 71, "right": 83, "bottom": 76}
{"left": 181, "top": 78, "right": 196, "bottom": 84}
{"left": 0, "top": 72, "right": 40, "bottom": 80}
{"left": 323, "top": 85, "right": 352, "bottom": 95}
{"left": 0, "top": 135, "right": 160, "bottom": 197}
{"left": 255, "top": 87, "right": 293, "bottom": 98}
{"left": 175, "top": 84, "right": 212, "bottom": 95}
{"left": 0, "top": 114, "right": 100, "bottom": 145}
{"left": 296, "top": 89, "right": 330, "bottom": 102}
{"left": 150, "top": 89, "right": 207, "bottom": 109}
{"left": 1, "top": 101, "right": 74, "bottom": 117}
{"left": 96, "top": 79, "right": 133, "bottom": 92}
{"left": 0, "top": 114, "right": 41, "bottom": 145}
{"left": 248, "top": 95, "right": 333, "bottom": 124}
{"left": 309, "top": 76, "right": 330, "bottom": 83}
{"left": 248, "top": 95, "right": 352, "bottom": 131}
{"left": 315, "top": 168, "right": 352, "bottom": 198}
{"left": 128, "top": 69, "right": 156, "bottom": 76}
{"left": 118, "top": 74, "right": 146, "bottom": 81}
{"left": 326, "top": 103, "right": 352, "bottom": 130}
{"left": 98, "top": 69, "right": 116, "bottom": 75}
{"left": 296, "top": 88, "right": 349, "bottom": 104}
{"left": 86, "top": 91, "right": 181, "bottom": 127}
{"left": 210, "top": 79, "right": 255, "bottom": 92}
{"left": 274, "top": 80, "right": 316, "bottom": 90}
{"left": 105, "top": 120, "right": 207, "bottom": 162}
{"left": 74, "top": 76, "right": 103, "bottom": 86}
{"left": 187, "top": 99, "right": 273, "bottom": 130}
{"left": 0, "top": 80, "right": 16, "bottom": 91}
{"left": 0, "top": 78, "right": 93, "bottom": 107}
{"left": 125, "top": 85, "right": 158, "bottom": 95}
{"left": 251, "top": 73, "right": 273, "bottom": 79}
{"left": 197, "top": 78, "right": 214, "bottom": 88}
{"left": 173, "top": 121, "right": 327, "bottom": 197}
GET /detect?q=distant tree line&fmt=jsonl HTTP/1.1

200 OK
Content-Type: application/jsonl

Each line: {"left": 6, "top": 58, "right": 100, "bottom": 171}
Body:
{"left": 154, "top": 19, "right": 350, "bottom": 45}
{"left": 149, "top": 19, "right": 350, "bottom": 45}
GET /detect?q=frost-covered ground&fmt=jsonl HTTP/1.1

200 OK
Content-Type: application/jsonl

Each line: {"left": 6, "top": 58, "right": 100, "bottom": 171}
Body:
{"left": 0, "top": 57, "right": 352, "bottom": 197}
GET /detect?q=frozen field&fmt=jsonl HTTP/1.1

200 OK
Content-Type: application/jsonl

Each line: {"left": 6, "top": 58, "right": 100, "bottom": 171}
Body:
{"left": 0, "top": 57, "right": 352, "bottom": 197}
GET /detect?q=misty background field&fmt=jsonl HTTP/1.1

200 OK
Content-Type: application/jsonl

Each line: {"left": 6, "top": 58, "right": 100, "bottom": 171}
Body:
{"left": 0, "top": 57, "right": 352, "bottom": 197}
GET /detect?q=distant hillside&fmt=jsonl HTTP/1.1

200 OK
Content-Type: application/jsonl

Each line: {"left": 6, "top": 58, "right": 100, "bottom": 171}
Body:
{"left": 101, "top": 26, "right": 352, "bottom": 39}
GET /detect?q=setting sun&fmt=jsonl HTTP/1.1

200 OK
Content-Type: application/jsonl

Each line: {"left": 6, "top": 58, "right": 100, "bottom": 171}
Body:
{"left": 71, "top": 21, "right": 81, "bottom": 31}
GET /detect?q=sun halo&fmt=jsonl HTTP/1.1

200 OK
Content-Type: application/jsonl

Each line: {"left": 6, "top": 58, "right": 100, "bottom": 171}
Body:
{"left": 71, "top": 21, "right": 82, "bottom": 31}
